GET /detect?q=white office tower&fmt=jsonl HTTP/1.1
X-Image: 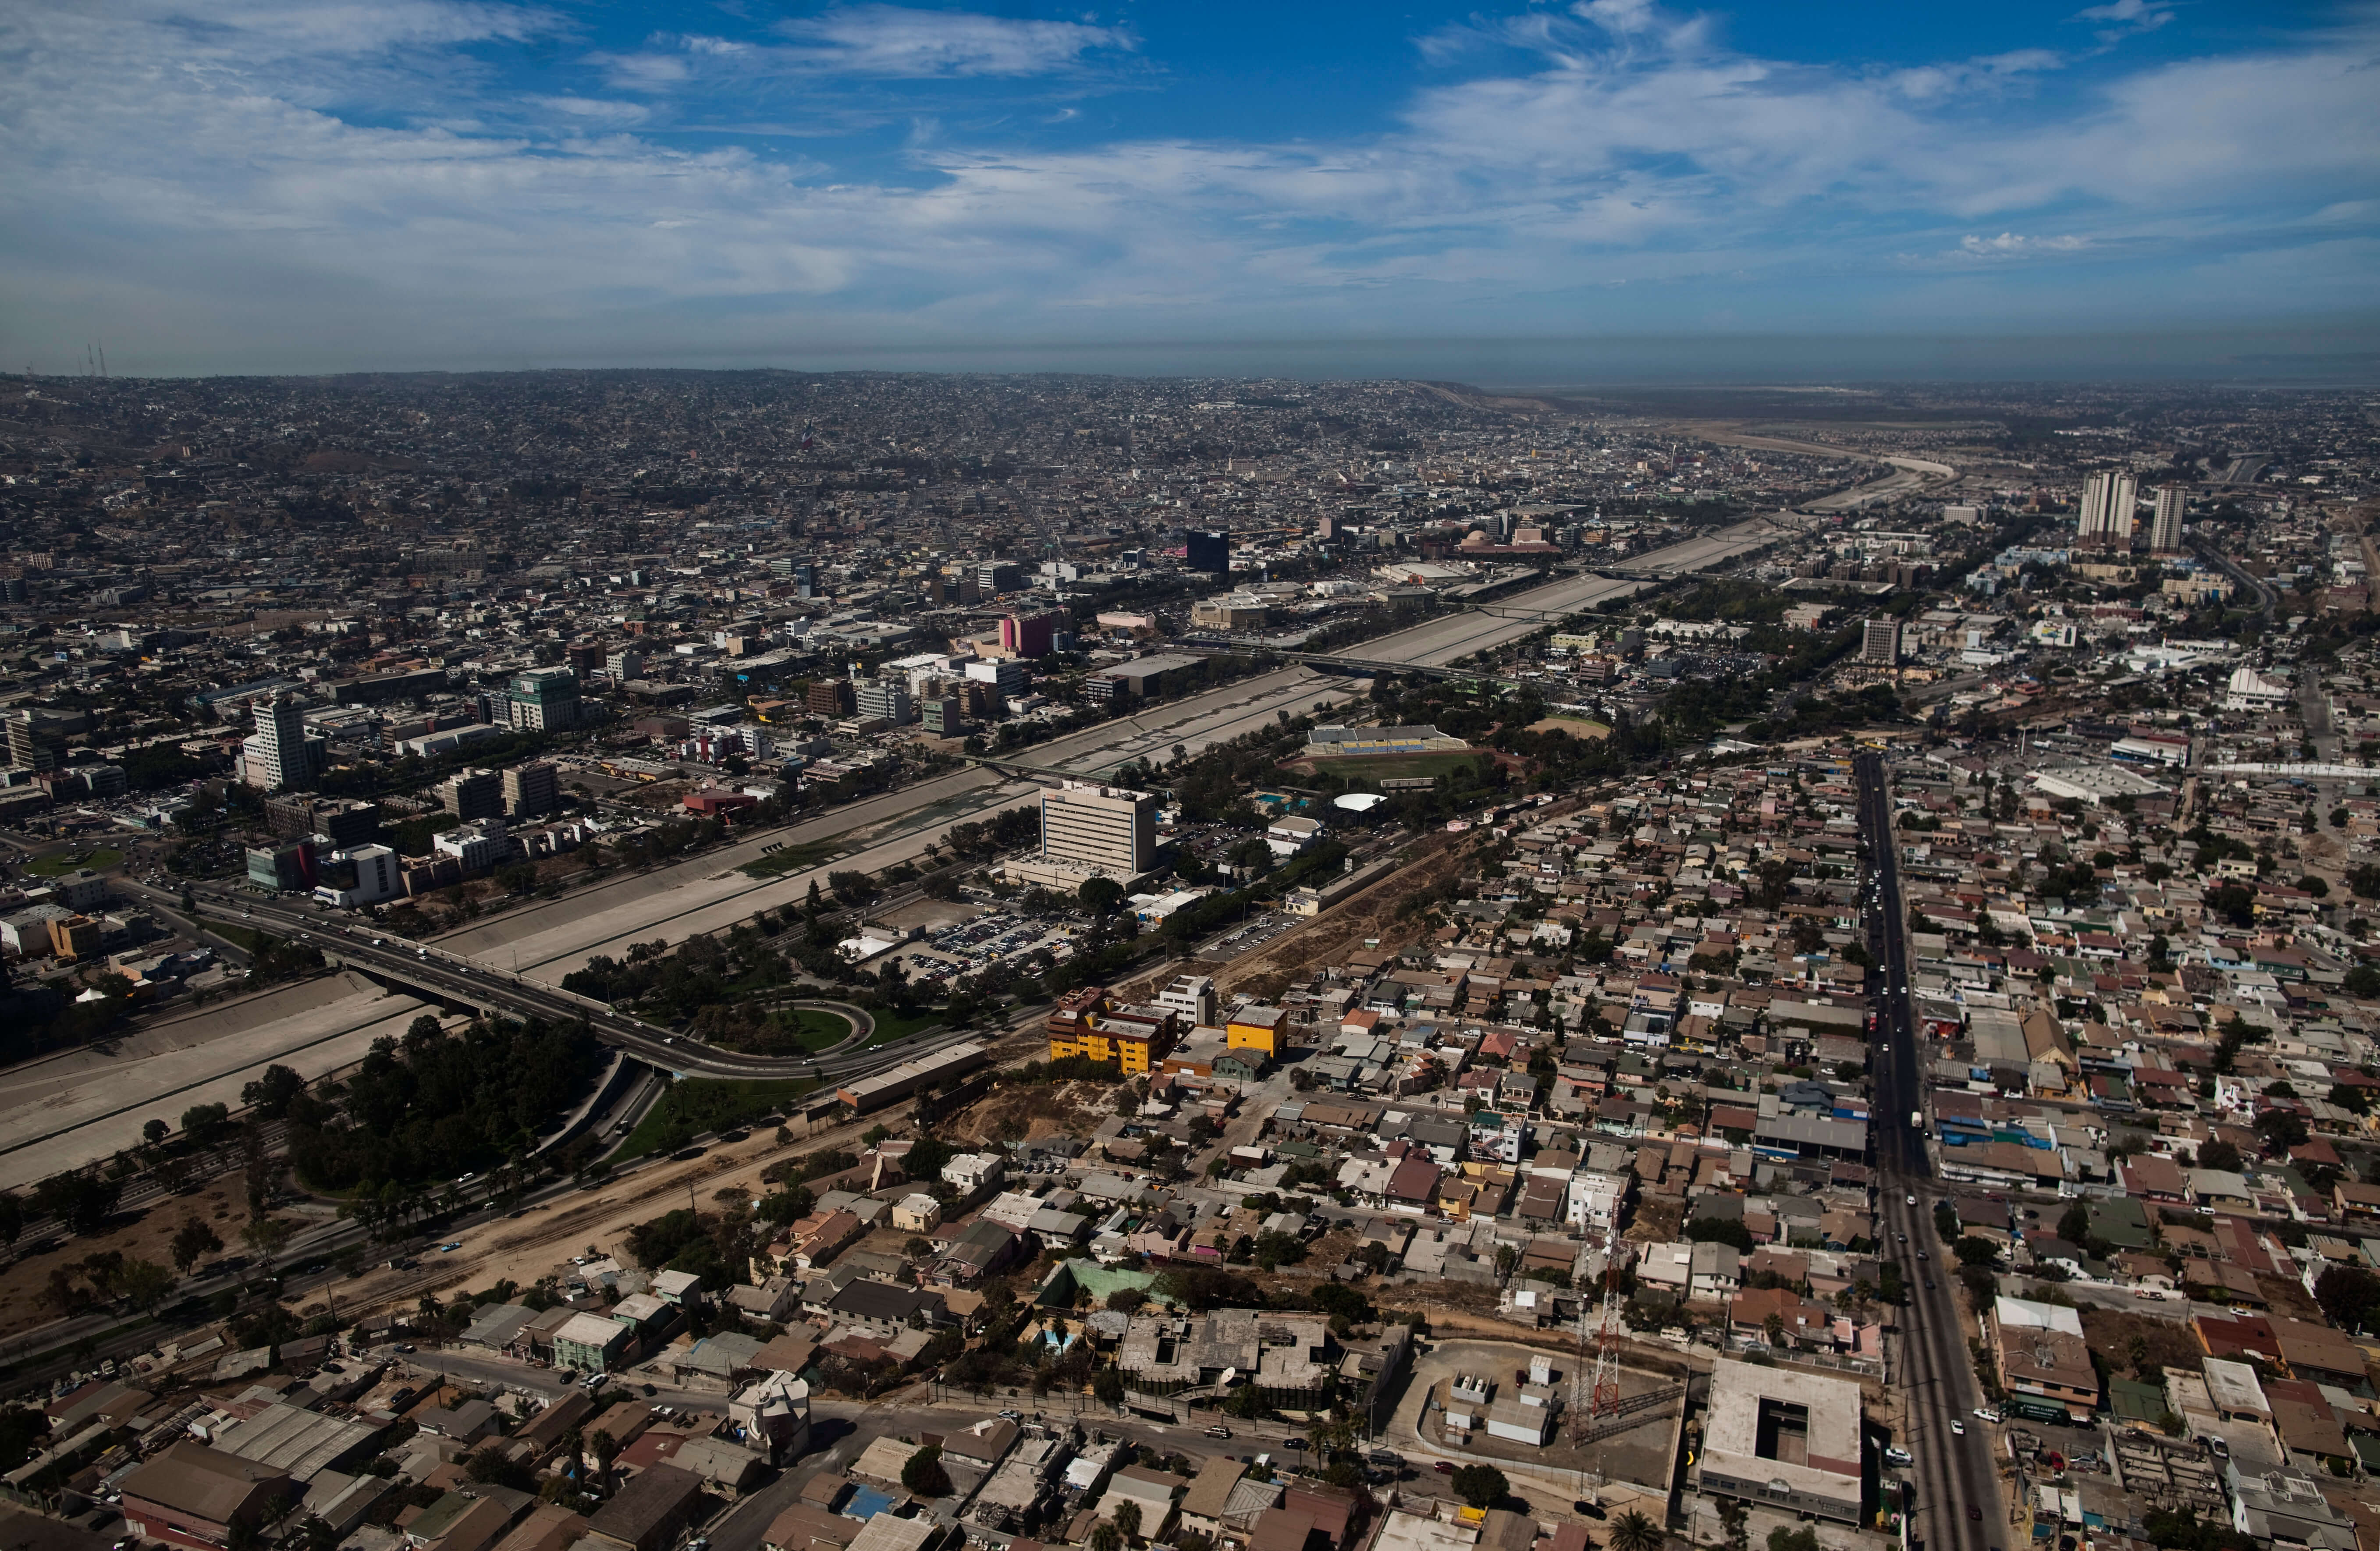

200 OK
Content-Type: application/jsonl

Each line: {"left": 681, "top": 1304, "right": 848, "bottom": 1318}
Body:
{"left": 246, "top": 694, "right": 316, "bottom": 792}
{"left": 2149, "top": 485, "right": 2187, "bottom": 554}
{"left": 1040, "top": 780, "right": 1157, "bottom": 877}
{"left": 2076, "top": 470, "right": 2138, "bottom": 546}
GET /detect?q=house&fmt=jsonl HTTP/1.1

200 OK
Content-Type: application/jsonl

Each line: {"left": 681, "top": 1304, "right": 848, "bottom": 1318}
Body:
{"left": 942, "top": 1153, "right": 1007, "bottom": 1196}
{"left": 826, "top": 1279, "right": 945, "bottom": 1335}
{"left": 120, "top": 1443, "right": 302, "bottom": 1551}
{"left": 552, "top": 1313, "right": 633, "bottom": 1375}
{"left": 404, "top": 1492, "right": 515, "bottom": 1551}
{"left": 583, "top": 1465, "right": 704, "bottom": 1551}
{"left": 1729, "top": 1287, "right": 1836, "bottom": 1349}
{"left": 1105, "top": 1466, "right": 1187, "bottom": 1540}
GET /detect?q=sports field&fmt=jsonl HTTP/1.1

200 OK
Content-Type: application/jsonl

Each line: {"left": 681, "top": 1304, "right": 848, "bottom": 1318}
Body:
{"left": 1305, "top": 750, "right": 1483, "bottom": 782}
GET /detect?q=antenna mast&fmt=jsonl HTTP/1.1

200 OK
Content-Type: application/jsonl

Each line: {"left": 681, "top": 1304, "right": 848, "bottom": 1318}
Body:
{"left": 1586, "top": 1197, "right": 1626, "bottom": 1423}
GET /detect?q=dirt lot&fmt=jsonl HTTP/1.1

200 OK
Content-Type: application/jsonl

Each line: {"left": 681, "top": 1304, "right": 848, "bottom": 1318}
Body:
{"left": 1202, "top": 833, "right": 1467, "bottom": 1001}
{"left": 939, "top": 1079, "right": 1117, "bottom": 1146}
{"left": 0, "top": 1182, "right": 264, "bottom": 1349}
{"left": 1625, "top": 1197, "right": 1685, "bottom": 1245}
{"left": 2079, "top": 1305, "right": 2206, "bottom": 1381}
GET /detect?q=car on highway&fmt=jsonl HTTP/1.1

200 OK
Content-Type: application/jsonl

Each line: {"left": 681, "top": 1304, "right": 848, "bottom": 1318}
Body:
{"left": 1968, "top": 1508, "right": 1983, "bottom": 1522}
{"left": 1905, "top": 1194, "right": 1916, "bottom": 1206}
{"left": 1951, "top": 1419, "right": 1964, "bottom": 1435}
{"left": 1206, "top": 1426, "right": 1232, "bottom": 1439}
{"left": 1916, "top": 1249, "right": 1929, "bottom": 1261}
{"left": 1925, "top": 1279, "right": 1936, "bottom": 1290}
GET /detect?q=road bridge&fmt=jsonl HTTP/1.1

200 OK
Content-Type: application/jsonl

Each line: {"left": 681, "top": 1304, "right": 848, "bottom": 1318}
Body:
{"left": 173, "top": 884, "right": 981, "bottom": 1086}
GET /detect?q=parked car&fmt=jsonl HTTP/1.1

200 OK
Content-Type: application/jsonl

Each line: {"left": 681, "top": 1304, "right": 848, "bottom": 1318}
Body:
{"left": 1433, "top": 1461, "right": 1453, "bottom": 1474}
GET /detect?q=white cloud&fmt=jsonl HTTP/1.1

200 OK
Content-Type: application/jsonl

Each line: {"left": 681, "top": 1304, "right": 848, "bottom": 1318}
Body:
{"left": 2074, "top": 0, "right": 2175, "bottom": 34}
{"left": 771, "top": 5, "right": 1133, "bottom": 78}
{"left": 0, "top": 0, "right": 2374, "bottom": 372}
{"left": 1957, "top": 231, "right": 2093, "bottom": 258}
{"left": 533, "top": 96, "right": 651, "bottom": 125}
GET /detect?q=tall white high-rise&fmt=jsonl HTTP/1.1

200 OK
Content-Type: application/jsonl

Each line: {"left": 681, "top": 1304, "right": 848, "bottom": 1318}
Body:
{"left": 248, "top": 694, "right": 315, "bottom": 792}
{"left": 1040, "top": 780, "right": 1157, "bottom": 877}
{"left": 2149, "top": 485, "right": 2187, "bottom": 553}
{"left": 2077, "top": 470, "right": 2138, "bottom": 546}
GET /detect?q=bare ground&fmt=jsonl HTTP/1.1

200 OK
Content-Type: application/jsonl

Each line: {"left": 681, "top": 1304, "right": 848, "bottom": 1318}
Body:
{"left": 0, "top": 1182, "right": 264, "bottom": 1349}
{"left": 1207, "top": 834, "right": 1467, "bottom": 1001}
{"left": 939, "top": 1079, "right": 1116, "bottom": 1146}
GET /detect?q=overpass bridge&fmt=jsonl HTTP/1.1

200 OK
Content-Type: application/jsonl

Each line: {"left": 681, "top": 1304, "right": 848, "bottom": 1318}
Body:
{"left": 178, "top": 885, "right": 979, "bottom": 1085}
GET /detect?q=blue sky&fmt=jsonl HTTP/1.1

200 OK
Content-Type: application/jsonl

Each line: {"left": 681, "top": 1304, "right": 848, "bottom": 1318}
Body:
{"left": 3, "top": 0, "right": 2375, "bottom": 378}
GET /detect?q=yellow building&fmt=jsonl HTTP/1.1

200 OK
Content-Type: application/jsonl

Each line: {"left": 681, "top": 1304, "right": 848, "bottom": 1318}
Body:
{"left": 1049, "top": 1025, "right": 1165, "bottom": 1075}
{"left": 1048, "top": 1006, "right": 1175, "bottom": 1075}
{"left": 1226, "top": 1004, "right": 1285, "bottom": 1058}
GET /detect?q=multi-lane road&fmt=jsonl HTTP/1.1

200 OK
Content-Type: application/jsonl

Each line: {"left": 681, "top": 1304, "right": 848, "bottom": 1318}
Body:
{"left": 1858, "top": 752, "right": 2004, "bottom": 1551}
{"left": 139, "top": 880, "right": 990, "bottom": 1086}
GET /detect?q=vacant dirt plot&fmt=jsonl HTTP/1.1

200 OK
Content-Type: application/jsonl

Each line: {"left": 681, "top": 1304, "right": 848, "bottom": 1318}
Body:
{"left": 1627, "top": 1197, "right": 1686, "bottom": 1245}
{"left": 942, "top": 1079, "right": 1116, "bottom": 1146}
{"left": 1526, "top": 716, "right": 1609, "bottom": 739}
{"left": 0, "top": 1182, "right": 263, "bottom": 1346}
{"left": 1209, "top": 833, "right": 1466, "bottom": 1001}
{"left": 2079, "top": 1305, "right": 2205, "bottom": 1380}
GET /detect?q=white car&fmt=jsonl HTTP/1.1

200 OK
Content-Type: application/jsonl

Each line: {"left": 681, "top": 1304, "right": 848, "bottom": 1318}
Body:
{"left": 1974, "top": 1409, "right": 2001, "bottom": 1423}
{"left": 1950, "top": 1419, "right": 1965, "bottom": 1436}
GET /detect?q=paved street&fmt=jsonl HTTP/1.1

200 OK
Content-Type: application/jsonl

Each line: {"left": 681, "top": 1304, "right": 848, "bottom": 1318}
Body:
{"left": 1860, "top": 752, "right": 2003, "bottom": 1550}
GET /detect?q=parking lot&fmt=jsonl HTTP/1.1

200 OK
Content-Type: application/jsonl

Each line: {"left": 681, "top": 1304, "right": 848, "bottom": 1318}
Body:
{"left": 893, "top": 907, "right": 1079, "bottom": 989}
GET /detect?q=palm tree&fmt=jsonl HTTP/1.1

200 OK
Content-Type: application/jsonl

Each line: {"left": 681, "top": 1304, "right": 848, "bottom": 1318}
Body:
{"left": 1114, "top": 1502, "right": 1143, "bottom": 1543}
{"left": 1089, "top": 1526, "right": 1122, "bottom": 1551}
{"left": 1608, "top": 1509, "right": 1664, "bottom": 1551}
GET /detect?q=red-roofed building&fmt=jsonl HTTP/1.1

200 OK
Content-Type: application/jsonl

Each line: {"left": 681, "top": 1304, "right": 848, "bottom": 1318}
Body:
{"left": 2195, "top": 1312, "right": 2281, "bottom": 1366}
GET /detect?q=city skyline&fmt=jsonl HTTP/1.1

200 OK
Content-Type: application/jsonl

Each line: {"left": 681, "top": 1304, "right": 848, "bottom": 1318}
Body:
{"left": 4, "top": 0, "right": 2376, "bottom": 379}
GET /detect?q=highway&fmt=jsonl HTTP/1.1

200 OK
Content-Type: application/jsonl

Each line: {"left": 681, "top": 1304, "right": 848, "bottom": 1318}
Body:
{"left": 135, "top": 880, "right": 988, "bottom": 1086}
{"left": 1857, "top": 751, "right": 2002, "bottom": 1551}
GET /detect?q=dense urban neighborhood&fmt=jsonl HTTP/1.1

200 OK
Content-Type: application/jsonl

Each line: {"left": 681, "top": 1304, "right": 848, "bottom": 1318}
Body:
{"left": 1, "top": 371, "right": 2379, "bottom": 1551}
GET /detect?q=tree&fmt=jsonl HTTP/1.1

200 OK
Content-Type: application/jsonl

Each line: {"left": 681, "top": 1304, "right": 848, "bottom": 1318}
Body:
{"left": 1093, "top": 1369, "right": 1126, "bottom": 1405}
{"left": 241, "top": 1065, "right": 308, "bottom": 1120}
{"left": 1954, "top": 1235, "right": 2001, "bottom": 1267}
{"left": 35, "top": 1171, "right": 121, "bottom": 1236}
{"left": 1078, "top": 876, "right": 1125, "bottom": 916}
{"left": 0, "top": 1194, "right": 21, "bottom": 1248}
{"left": 902, "top": 1445, "right": 952, "bottom": 1498}
{"left": 242, "top": 1215, "right": 296, "bottom": 1269}
{"left": 181, "top": 1102, "right": 233, "bottom": 1146}
{"left": 1114, "top": 1501, "right": 1143, "bottom": 1542}
{"left": 171, "top": 1216, "right": 223, "bottom": 1274}
{"left": 2198, "top": 1139, "right": 2244, "bottom": 1172}
{"left": 142, "top": 1118, "right": 170, "bottom": 1146}
{"left": 117, "top": 1258, "right": 174, "bottom": 1310}
{"left": 1090, "top": 1526, "right": 1123, "bottom": 1551}
{"left": 1608, "top": 1510, "right": 1665, "bottom": 1551}
{"left": 1449, "top": 1464, "right": 1508, "bottom": 1509}
{"left": 1766, "top": 1530, "right": 1819, "bottom": 1551}
{"left": 2058, "top": 1202, "right": 2092, "bottom": 1244}
{"left": 2254, "top": 1110, "right": 2309, "bottom": 1152}
{"left": 2315, "top": 1264, "right": 2380, "bottom": 1335}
